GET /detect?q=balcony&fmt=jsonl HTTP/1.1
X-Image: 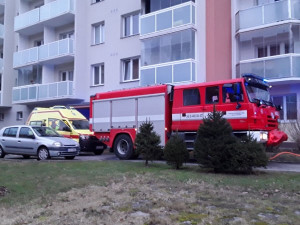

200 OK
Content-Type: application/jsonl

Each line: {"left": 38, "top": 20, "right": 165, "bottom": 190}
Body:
{"left": 0, "top": 24, "right": 4, "bottom": 41}
{"left": 237, "top": 54, "right": 300, "bottom": 82}
{"left": 140, "top": 1, "right": 195, "bottom": 36}
{"left": 140, "top": 59, "right": 196, "bottom": 86}
{"left": 13, "top": 38, "right": 74, "bottom": 68}
{"left": 236, "top": 0, "right": 300, "bottom": 32}
{"left": 12, "top": 81, "right": 75, "bottom": 104}
{"left": 14, "top": 0, "right": 74, "bottom": 35}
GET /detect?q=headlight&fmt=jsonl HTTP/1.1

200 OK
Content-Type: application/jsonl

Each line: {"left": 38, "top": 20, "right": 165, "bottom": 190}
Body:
{"left": 260, "top": 132, "right": 268, "bottom": 141}
{"left": 53, "top": 142, "right": 62, "bottom": 147}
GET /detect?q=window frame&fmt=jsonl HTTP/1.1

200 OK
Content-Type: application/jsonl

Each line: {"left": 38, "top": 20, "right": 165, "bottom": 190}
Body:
{"left": 205, "top": 86, "right": 220, "bottom": 104}
{"left": 121, "top": 57, "right": 140, "bottom": 82}
{"left": 91, "top": 63, "right": 105, "bottom": 86}
{"left": 59, "top": 70, "right": 74, "bottom": 81}
{"left": 17, "top": 111, "right": 23, "bottom": 121}
{"left": 272, "top": 94, "right": 298, "bottom": 122}
{"left": 122, "top": 12, "right": 140, "bottom": 38}
{"left": 92, "top": 22, "right": 105, "bottom": 45}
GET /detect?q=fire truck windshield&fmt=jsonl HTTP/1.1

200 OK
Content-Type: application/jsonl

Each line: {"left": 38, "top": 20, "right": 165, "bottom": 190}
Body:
{"left": 245, "top": 83, "right": 272, "bottom": 106}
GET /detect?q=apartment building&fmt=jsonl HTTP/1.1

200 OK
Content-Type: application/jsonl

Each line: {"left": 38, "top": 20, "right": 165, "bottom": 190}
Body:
{"left": 233, "top": 0, "right": 300, "bottom": 134}
{"left": 0, "top": 0, "right": 232, "bottom": 128}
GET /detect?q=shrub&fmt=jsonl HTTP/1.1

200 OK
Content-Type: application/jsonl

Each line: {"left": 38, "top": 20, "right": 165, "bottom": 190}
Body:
{"left": 135, "top": 120, "right": 161, "bottom": 166}
{"left": 164, "top": 133, "right": 189, "bottom": 169}
{"left": 194, "top": 106, "right": 268, "bottom": 174}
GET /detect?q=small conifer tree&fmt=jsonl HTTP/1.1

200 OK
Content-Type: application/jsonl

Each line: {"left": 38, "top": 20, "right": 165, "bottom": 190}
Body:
{"left": 135, "top": 120, "right": 161, "bottom": 166}
{"left": 194, "top": 106, "right": 268, "bottom": 174}
{"left": 164, "top": 133, "right": 189, "bottom": 169}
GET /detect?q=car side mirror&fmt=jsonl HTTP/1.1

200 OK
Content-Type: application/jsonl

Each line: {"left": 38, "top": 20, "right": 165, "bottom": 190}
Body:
{"left": 63, "top": 126, "right": 71, "bottom": 132}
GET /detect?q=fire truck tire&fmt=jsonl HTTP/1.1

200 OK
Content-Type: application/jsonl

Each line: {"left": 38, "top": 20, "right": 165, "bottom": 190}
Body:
{"left": 114, "top": 134, "right": 133, "bottom": 160}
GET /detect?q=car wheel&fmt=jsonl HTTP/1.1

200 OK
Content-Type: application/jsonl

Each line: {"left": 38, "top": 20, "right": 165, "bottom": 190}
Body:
{"left": 64, "top": 156, "right": 75, "bottom": 160}
{"left": 0, "top": 146, "right": 5, "bottom": 158}
{"left": 22, "top": 155, "right": 30, "bottom": 159}
{"left": 94, "top": 149, "right": 104, "bottom": 155}
{"left": 37, "top": 147, "right": 50, "bottom": 160}
{"left": 114, "top": 134, "right": 133, "bottom": 160}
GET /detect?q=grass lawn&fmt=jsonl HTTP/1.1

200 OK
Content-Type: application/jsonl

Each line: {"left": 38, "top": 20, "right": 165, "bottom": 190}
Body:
{"left": 0, "top": 160, "right": 299, "bottom": 225}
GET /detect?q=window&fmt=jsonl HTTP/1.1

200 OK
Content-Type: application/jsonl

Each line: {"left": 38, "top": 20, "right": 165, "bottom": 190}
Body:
{"left": 272, "top": 94, "right": 297, "bottom": 121}
{"left": 92, "top": 22, "right": 105, "bottom": 45}
{"left": 59, "top": 71, "right": 74, "bottom": 81}
{"left": 29, "top": 121, "right": 43, "bottom": 126}
{"left": 3, "top": 127, "right": 18, "bottom": 137}
{"left": 222, "top": 83, "right": 243, "bottom": 103}
{"left": 17, "top": 111, "right": 23, "bottom": 120}
{"left": 19, "top": 127, "right": 34, "bottom": 139}
{"left": 0, "top": 113, "right": 4, "bottom": 121}
{"left": 49, "top": 119, "right": 70, "bottom": 132}
{"left": 183, "top": 89, "right": 200, "bottom": 106}
{"left": 122, "top": 58, "right": 140, "bottom": 81}
{"left": 34, "top": 39, "right": 44, "bottom": 47}
{"left": 92, "top": 64, "right": 104, "bottom": 86}
{"left": 206, "top": 86, "right": 219, "bottom": 104}
{"left": 60, "top": 31, "right": 74, "bottom": 40}
{"left": 123, "top": 12, "right": 140, "bottom": 37}
{"left": 145, "top": 0, "right": 194, "bottom": 14}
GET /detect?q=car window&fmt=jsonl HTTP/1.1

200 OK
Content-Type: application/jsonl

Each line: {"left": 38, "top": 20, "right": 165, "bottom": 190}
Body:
{"left": 3, "top": 127, "right": 18, "bottom": 137}
{"left": 32, "top": 127, "right": 61, "bottom": 137}
{"left": 19, "top": 127, "right": 34, "bottom": 138}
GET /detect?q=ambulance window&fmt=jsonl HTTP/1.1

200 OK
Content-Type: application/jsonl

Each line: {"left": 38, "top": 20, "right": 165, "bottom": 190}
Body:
{"left": 206, "top": 86, "right": 219, "bottom": 104}
{"left": 30, "top": 121, "right": 42, "bottom": 126}
{"left": 183, "top": 88, "right": 200, "bottom": 106}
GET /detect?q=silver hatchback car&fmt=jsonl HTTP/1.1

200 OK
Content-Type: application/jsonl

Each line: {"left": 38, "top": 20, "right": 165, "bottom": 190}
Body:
{"left": 0, "top": 125, "right": 80, "bottom": 160}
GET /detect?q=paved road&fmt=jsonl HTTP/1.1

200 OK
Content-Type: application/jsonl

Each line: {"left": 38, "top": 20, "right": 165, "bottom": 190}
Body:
{"left": 1, "top": 151, "right": 300, "bottom": 173}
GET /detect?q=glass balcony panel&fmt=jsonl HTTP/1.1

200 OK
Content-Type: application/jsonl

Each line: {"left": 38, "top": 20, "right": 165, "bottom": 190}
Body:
{"left": 192, "top": 5, "right": 195, "bottom": 25}
{"left": 173, "top": 5, "right": 190, "bottom": 27}
{"left": 141, "top": 15, "right": 155, "bottom": 35}
{"left": 0, "top": 58, "right": 3, "bottom": 71}
{"left": 30, "top": 48, "right": 38, "bottom": 62}
{"left": 174, "top": 62, "right": 191, "bottom": 82}
{"left": 40, "top": 0, "right": 72, "bottom": 22}
{"left": 58, "top": 82, "right": 68, "bottom": 96}
{"left": 13, "top": 89, "right": 20, "bottom": 102}
{"left": 157, "top": 65, "right": 172, "bottom": 84}
{"left": 59, "top": 39, "right": 68, "bottom": 55}
{"left": 28, "top": 86, "right": 37, "bottom": 100}
{"left": 14, "top": 8, "right": 39, "bottom": 31}
{"left": 20, "top": 88, "right": 28, "bottom": 101}
{"left": 265, "top": 57, "right": 290, "bottom": 79}
{"left": 264, "top": 1, "right": 289, "bottom": 24}
{"left": 49, "top": 42, "right": 59, "bottom": 58}
{"left": 39, "top": 45, "right": 48, "bottom": 60}
{"left": 39, "top": 85, "right": 48, "bottom": 99}
{"left": 157, "top": 11, "right": 172, "bottom": 31}
{"left": 292, "top": 56, "right": 300, "bottom": 77}
{"left": 291, "top": 0, "right": 300, "bottom": 19}
{"left": 192, "top": 62, "right": 195, "bottom": 81}
{"left": 49, "top": 83, "right": 58, "bottom": 97}
{"left": 239, "top": 61, "right": 264, "bottom": 78}
{"left": 238, "top": 7, "right": 262, "bottom": 30}
{"left": 0, "top": 24, "right": 4, "bottom": 39}
{"left": 69, "top": 81, "right": 73, "bottom": 95}
{"left": 140, "top": 68, "right": 155, "bottom": 86}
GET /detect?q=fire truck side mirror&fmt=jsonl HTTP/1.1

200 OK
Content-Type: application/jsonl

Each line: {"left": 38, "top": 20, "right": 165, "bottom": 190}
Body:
{"left": 276, "top": 105, "right": 283, "bottom": 111}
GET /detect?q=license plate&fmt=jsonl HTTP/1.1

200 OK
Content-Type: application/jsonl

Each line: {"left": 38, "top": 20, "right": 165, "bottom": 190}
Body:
{"left": 68, "top": 148, "right": 77, "bottom": 152}
{"left": 96, "top": 146, "right": 103, "bottom": 150}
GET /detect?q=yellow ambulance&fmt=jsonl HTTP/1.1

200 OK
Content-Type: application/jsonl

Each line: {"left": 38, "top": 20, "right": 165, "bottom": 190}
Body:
{"left": 26, "top": 106, "right": 106, "bottom": 155}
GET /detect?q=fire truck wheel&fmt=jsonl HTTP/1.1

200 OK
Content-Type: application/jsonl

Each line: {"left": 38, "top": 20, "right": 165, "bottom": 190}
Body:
{"left": 114, "top": 134, "right": 133, "bottom": 160}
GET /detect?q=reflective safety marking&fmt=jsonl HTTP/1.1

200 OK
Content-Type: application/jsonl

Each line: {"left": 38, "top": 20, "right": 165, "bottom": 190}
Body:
{"left": 91, "top": 114, "right": 165, "bottom": 124}
{"left": 172, "top": 110, "right": 247, "bottom": 121}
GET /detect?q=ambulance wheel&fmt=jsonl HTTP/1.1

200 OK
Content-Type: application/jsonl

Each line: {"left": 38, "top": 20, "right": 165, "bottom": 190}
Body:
{"left": 114, "top": 134, "right": 133, "bottom": 160}
{"left": 94, "top": 149, "right": 104, "bottom": 155}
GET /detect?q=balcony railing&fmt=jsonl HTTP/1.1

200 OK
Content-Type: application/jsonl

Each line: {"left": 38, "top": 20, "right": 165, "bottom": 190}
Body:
{"left": 140, "top": 2, "right": 195, "bottom": 36}
{"left": 236, "top": 0, "right": 300, "bottom": 31}
{"left": 14, "top": 0, "right": 74, "bottom": 31}
{"left": 13, "top": 38, "right": 74, "bottom": 68}
{"left": 140, "top": 59, "right": 196, "bottom": 86}
{"left": 0, "top": 24, "right": 4, "bottom": 39}
{"left": 12, "top": 81, "right": 74, "bottom": 103}
{"left": 237, "top": 54, "right": 300, "bottom": 80}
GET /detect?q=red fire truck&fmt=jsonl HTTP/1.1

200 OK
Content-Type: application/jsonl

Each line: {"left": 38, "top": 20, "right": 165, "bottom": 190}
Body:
{"left": 90, "top": 74, "right": 287, "bottom": 160}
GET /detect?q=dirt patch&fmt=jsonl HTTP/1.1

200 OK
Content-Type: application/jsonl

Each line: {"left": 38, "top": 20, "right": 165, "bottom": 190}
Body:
{"left": 0, "top": 186, "right": 9, "bottom": 197}
{"left": 0, "top": 174, "right": 299, "bottom": 225}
